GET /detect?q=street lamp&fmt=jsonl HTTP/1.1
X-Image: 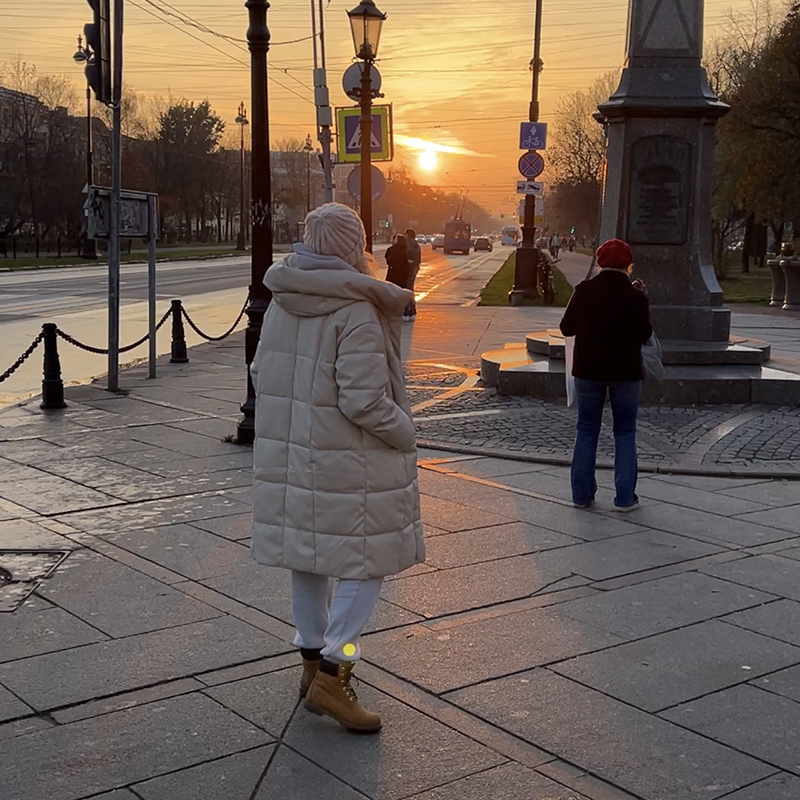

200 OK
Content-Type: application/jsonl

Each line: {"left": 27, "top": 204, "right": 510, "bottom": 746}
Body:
{"left": 303, "top": 133, "right": 314, "bottom": 214}
{"left": 73, "top": 35, "right": 97, "bottom": 260}
{"left": 347, "top": 0, "right": 386, "bottom": 254}
{"left": 236, "top": 0, "right": 274, "bottom": 444}
{"left": 235, "top": 102, "right": 249, "bottom": 251}
{"left": 510, "top": 0, "right": 546, "bottom": 305}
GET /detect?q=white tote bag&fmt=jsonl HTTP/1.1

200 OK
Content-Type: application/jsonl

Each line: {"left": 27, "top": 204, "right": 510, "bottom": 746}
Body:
{"left": 642, "top": 332, "right": 665, "bottom": 383}
{"left": 564, "top": 336, "right": 576, "bottom": 408}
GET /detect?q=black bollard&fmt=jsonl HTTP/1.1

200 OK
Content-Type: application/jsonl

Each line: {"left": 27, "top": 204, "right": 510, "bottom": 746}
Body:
{"left": 169, "top": 300, "right": 189, "bottom": 363}
{"left": 41, "top": 324, "right": 67, "bottom": 410}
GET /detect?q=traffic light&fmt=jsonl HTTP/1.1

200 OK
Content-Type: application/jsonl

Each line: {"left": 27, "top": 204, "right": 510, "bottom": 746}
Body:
{"left": 84, "top": 0, "right": 111, "bottom": 105}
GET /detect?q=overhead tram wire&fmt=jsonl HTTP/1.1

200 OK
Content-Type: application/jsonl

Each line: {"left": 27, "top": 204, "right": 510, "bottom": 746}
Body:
{"left": 127, "top": 0, "right": 315, "bottom": 106}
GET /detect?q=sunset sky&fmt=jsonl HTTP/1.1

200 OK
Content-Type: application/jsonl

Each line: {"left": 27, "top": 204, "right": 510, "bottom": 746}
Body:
{"left": 2, "top": 0, "right": 761, "bottom": 215}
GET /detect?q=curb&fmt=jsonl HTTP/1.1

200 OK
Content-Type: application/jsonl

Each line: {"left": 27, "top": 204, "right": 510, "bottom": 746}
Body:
{"left": 417, "top": 438, "right": 800, "bottom": 481}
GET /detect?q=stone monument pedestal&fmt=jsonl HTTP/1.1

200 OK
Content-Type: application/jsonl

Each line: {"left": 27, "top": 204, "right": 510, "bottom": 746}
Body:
{"left": 597, "top": 0, "right": 731, "bottom": 342}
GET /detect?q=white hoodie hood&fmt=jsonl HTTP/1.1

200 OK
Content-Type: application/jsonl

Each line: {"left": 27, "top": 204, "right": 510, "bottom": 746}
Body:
{"left": 265, "top": 244, "right": 411, "bottom": 319}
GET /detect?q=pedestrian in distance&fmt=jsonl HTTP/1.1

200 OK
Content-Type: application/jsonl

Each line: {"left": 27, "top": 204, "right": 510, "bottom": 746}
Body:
{"left": 250, "top": 203, "right": 425, "bottom": 733}
{"left": 550, "top": 232, "right": 561, "bottom": 260}
{"left": 404, "top": 227, "right": 422, "bottom": 321}
{"left": 385, "top": 233, "right": 413, "bottom": 321}
{"left": 560, "top": 238, "right": 653, "bottom": 512}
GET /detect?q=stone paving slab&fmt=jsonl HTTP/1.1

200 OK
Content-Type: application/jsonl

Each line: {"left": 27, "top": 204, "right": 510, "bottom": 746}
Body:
{"left": 0, "top": 616, "right": 289, "bottom": 711}
{"left": 366, "top": 606, "right": 625, "bottom": 694}
{"left": 555, "top": 572, "right": 775, "bottom": 640}
{"left": 450, "top": 669, "right": 775, "bottom": 800}
{"left": 721, "top": 775, "right": 800, "bottom": 800}
{"left": 133, "top": 745, "right": 274, "bottom": 800}
{"left": 36, "top": 550, "right": 222, "bottom": 637}
{"left": 661, "top": 684, "right": 800, "bottom": 773}
{"left": 0, "top": 602, "right": 108, "bottom": 663}
{"left": 551, "top": 619, "right": 800, "bottom": 712}
{"left": 0, "top": 693, "right": 271, "bottom": 800}
{"left": 254, "top": 747, "right": 366, "bottom": 800}
{"left": 701, "top": 555, "right": 800, "bottom": 603}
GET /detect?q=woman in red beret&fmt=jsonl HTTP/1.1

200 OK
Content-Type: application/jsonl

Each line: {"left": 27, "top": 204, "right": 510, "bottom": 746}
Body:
{"left": 559, "top": 238, "right": 653, "bottom": 511}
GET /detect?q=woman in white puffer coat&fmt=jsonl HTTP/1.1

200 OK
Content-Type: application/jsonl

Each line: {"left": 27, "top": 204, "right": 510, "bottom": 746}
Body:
{"left": 250, "top": 203, "right": 424, "bottom": 733}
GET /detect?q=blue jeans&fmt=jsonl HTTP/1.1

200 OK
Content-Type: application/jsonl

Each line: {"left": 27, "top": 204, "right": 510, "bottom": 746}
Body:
{"left": 571, "top": 379, "right": 641, "bottom": 508}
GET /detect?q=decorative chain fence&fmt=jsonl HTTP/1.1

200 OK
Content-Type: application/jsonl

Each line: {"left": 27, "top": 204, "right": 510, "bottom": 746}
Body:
{"left": 0, "top": 331, "right": 46, "bottom": 384}
{"left": 0, "top": 296, "right": 249, "bottom": 407}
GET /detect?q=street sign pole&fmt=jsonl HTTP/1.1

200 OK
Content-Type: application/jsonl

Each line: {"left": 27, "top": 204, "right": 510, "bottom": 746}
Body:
{"left": 360, "top": 59, "right": 373, "bottom": 253}
{"left": 511, "top": 0, "right": 544, "bottom": 306}
{"left": 107, "top": 0, "right": 124, "bottom": 390}
{"left": 147, "top": 194, "right": 157, "bottom": 379}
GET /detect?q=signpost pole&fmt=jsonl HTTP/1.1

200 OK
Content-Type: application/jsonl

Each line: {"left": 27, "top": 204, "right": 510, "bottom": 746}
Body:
{"left": 107, "top": 0, "right": 123, "bottom": 390}
{"left": 147, "top": 195, "right": 157, "bottom": 379}
{"left": 510, "top": 0, "right": 544, "bottom": 305}
{"left": 360, "top": 60, "right": 373, "bottom": 253}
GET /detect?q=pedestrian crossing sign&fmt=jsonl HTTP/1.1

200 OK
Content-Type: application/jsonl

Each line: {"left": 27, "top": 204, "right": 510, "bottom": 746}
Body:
{"left": 336, "top": 105, "right": 393, "bottom": 163}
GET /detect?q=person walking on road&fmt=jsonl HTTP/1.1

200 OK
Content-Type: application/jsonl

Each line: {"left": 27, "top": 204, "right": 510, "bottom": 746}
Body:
{"left": 404, "top": 227, "right": 422, "bottom": 321}
{"left": 560, "top": 238, "right": 653, "bottom": 511}
{"left": 250, "top": 203, "right": 425, "bottom": 733}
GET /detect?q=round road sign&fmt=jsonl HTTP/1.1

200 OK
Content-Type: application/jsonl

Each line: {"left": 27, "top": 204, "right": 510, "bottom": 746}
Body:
{"left": 343, "top": 63, "right": 382, "bottom": 101}
{"left": 347, "top": 165, "right": 386, "bottom": 202}
{"left": 518, "top": 151, "right": 545, "bottom": 179}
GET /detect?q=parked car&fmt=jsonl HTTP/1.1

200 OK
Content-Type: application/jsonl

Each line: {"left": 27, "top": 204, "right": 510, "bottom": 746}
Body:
{"left": 415, "top": 234, "right": 426, "bottom": 244}
{"left": 474, "top": 236, "right": 493, "bottom": 252}
{"left": 431, "top": 234, "right": 445, "bottom": 251}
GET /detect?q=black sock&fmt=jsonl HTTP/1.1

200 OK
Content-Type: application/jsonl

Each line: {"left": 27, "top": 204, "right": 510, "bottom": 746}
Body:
{"left": 320, "top": 658, "right": 339, "bottom": 676}
{"left": 300, "top": 648, "right": 322, "bottom": 661}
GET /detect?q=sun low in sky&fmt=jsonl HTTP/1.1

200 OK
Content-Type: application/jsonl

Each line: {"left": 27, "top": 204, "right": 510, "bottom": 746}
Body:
{"left": 418, "top": 149, "right": 437, "bottom": 171}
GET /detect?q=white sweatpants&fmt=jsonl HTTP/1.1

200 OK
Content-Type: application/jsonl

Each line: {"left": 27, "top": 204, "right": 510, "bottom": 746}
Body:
{"left": 291, "top": 571, "right": 384, "bottom": 663}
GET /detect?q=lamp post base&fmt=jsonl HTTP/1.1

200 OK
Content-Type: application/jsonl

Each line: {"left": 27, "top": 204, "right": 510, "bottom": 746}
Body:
{"left": 510, "top": 246, "right": 541, "bottom": 304}
{"left": 236, "top": 232, "right": 247, "bottom": 251}
{"left": 235, "top": 297, "right": 270, "bottom": 445}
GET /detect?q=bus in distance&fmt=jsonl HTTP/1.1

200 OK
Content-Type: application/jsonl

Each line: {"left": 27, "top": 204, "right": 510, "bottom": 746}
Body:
{"left": 444, "top": 219, "right": 471, "bottom": 255}
{"left": 501, "top": 226, "right": 520, "bottom": 247}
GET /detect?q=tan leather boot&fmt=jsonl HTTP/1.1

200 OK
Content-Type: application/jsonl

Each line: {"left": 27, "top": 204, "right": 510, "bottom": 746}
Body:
{"left": 299, "top": 658, "right": 321, "bottom": 699}
{"left": 304, "top": 662, "right": 382, "bottom": 733}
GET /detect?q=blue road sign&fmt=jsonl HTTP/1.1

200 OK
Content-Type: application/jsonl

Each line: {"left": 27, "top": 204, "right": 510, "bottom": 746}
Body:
{"left": 519, "top": 122, "right": 548, "bottom": 150}
{"left": 336, "top": 105, "right": 392, "bottom": 163}
{"left": 518, "top": 151, "right": 545, "bottom": 178}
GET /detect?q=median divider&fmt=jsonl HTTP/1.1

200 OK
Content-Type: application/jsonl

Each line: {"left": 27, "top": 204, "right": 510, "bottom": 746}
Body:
{"left": 0, "top": 295, "right": 249, "bottom": 410}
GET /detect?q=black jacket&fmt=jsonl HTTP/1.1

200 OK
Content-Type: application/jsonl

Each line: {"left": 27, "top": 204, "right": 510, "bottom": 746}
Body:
{"left": 560, "top": 269, "right": 653, "bottom": 381}
{"left": 385, "top": 244, "right": 411, "bottom": 289}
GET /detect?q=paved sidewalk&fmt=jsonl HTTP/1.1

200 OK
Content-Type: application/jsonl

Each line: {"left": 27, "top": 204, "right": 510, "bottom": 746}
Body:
{"left": 1, "top": 319, "right": 800, "bottom": 799}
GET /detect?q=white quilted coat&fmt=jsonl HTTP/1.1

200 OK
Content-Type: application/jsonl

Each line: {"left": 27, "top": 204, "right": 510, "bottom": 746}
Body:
{"left": 250, "top": 244, "right": 425, "bottom": 580}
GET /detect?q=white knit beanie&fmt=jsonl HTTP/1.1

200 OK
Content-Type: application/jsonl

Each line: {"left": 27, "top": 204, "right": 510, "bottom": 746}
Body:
{"left": 304, "top": 203, "right": 366, "bottom": 268}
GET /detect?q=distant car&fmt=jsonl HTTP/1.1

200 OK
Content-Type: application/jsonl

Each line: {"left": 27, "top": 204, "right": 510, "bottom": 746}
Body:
{"left": 415, "top": 234, "right": 426, "bottom": 244}
{"left": 474, "top": 237, "right": 493, "bottom": 252}
{"left": 432, "top": 234, "right": 445, "bottom": 251}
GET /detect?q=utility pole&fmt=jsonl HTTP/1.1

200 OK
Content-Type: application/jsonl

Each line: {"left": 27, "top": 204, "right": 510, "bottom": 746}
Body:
{"left": 235, "top": 102, "right": 249, "bottom": 251}
{"left": 311, "top": 0, "right": 334, "bottom": 204}
{"left": 304, "top": 133, "right": 314, "bottom": 213}
{"left": 107, "top": 0, "right": 123, "bottom": 391}
{"left": 510, "top": 0, "right": 544, "bottom": 305}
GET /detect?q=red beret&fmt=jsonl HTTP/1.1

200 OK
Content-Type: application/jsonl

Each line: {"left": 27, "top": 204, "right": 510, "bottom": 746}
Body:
{"left": 596, "top": 238, "right": 633, "bottom": 269}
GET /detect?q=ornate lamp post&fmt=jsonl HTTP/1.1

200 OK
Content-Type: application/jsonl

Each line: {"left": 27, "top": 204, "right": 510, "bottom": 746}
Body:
{"left": 235, "top": 102, "right": 249, "bottom": 251}
{"left": 73, "top": 35, "right": 97, "bottom": 260}
{"left": 346, "top": 0, "right": 386, "bottom": 254}
{"left": 236, "top": 0, "right": 273, "bottom": 444}
{"left": 510, "top": 0, "right": 545, "bottom": 304}
{"left": 303, "top": 133, "right": 314, "bottom": 214}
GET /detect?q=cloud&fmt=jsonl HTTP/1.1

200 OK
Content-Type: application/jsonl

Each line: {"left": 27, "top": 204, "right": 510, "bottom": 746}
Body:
{"left": 394, "top": 134, "right": 495, "bottom": 158}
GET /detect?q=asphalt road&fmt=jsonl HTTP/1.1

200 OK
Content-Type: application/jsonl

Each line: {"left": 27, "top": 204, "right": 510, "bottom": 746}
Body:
{"left": 0, "top": 246, "right": 504, "bottom": 407}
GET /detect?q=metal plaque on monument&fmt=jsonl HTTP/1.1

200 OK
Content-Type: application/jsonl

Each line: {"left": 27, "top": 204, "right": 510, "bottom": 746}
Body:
{"left": 597, "top": 0, "right": 731, "bottom": 342}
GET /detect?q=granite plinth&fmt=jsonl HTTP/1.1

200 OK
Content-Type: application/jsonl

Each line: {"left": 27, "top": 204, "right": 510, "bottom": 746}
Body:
{"left": 525, "top": 330, "right": 770, "bottom": 366}
{"left": 481, "top": 341, "right": 800, "bottom": 405}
